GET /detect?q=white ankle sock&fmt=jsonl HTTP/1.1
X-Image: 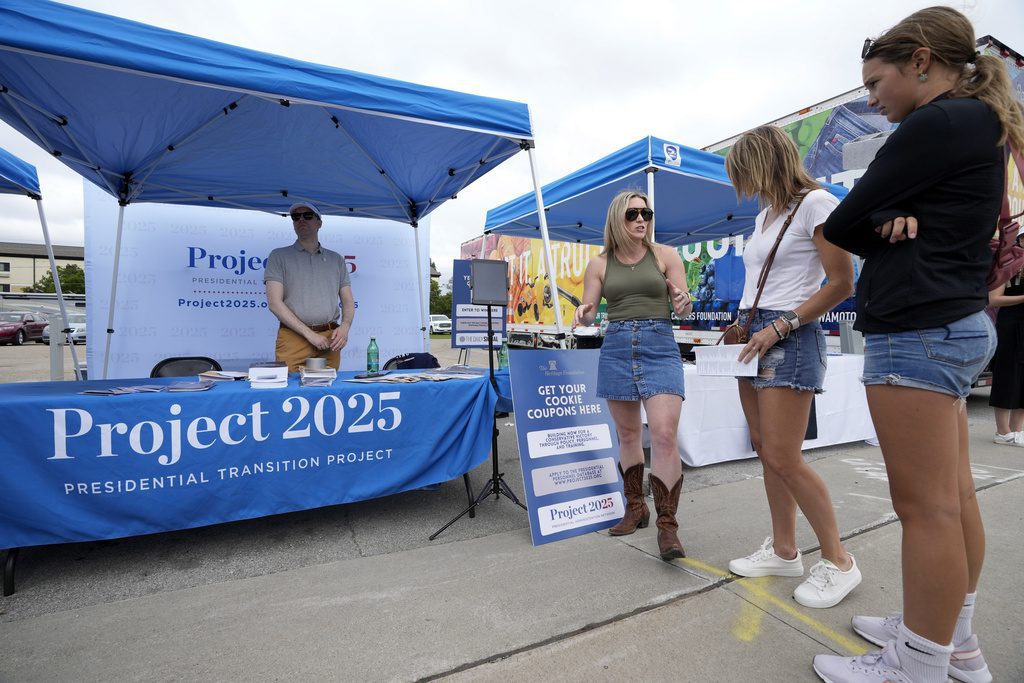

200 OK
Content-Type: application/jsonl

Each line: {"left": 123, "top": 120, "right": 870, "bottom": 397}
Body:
{"left": 953, "top": 591, "right": 977, "bottom": 645}
{"left": 895, "top": 622, "right": 953, "bottom": 683}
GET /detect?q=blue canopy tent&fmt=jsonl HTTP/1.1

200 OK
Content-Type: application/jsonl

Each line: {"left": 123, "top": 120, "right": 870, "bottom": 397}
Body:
{"left": 0, "top": 145, "right": 83, "bottom": 378}
{"left": 484, "top": 136, "right": 848, "bottom": 329}
{"left": 488, "top": 136, "right": 774, "bottom": 245}
{"left": 0, "top": 145, "right": 38, "bottom": 197}
{"left": 0, "top": 0, "right": 553, "bottom": 376}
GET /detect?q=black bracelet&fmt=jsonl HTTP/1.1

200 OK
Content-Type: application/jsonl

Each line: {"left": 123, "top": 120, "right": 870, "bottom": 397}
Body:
{"left": 771, "top": 320, "right": 786, "bottom": 340}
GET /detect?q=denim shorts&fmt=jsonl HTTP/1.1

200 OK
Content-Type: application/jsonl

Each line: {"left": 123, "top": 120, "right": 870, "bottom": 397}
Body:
{"left": 597, "top": 319, "right": 685, "bottom": 401}
{"left": 862, "top": 309, "right": 996, "bottom": 398}
{"left": 735, "top": 308, "right": 827, "bottom": 393}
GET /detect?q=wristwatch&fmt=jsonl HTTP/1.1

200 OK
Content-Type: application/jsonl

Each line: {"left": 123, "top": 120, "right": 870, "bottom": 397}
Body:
{"left": 780, "top": 310, "right": 801, "bottom": 330}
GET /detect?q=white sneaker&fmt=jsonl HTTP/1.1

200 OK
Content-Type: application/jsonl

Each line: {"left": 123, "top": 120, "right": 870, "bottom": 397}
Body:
{"left": 852, "top": 613, "right": 993, "bottom": 683}
{"left": 793, "top": 555, "right": 862, "bottom": 608}
{"left": 813, "top": 641, "right": 913, "bottom": 683}
{"left": 728, "top": 536, "right": 804, "bottom": 577}
{"left": 993, "top": 431, "right": 1024, "bottom": 446}
{"left": 851, "top": 612, "right": 902, "bottom": 647}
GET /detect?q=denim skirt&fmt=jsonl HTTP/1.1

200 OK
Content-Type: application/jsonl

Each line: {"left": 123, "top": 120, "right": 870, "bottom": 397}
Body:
{"left": 735, "top": 308, "right": 827, "bottom": 393}
{"left": 597, "top": 319, "right": 685, "bottom": 401}
{"left": 862, "top": 309, "right": 996, "bottom": 398}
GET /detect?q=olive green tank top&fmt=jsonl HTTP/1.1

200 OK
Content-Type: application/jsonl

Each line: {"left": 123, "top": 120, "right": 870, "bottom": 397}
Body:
{"left": 604, "top": 249, "right": 670, "bottom": 321}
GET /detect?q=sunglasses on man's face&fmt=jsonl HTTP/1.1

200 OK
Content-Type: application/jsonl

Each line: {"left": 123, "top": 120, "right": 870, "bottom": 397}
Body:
{"left": 290, "top": 211, "right": 317, "bottom": 221}
{"left": 625, "top": 207, "right": 654, "bottom": 222}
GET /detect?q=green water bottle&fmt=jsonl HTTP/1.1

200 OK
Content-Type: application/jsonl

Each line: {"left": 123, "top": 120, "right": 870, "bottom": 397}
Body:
{"left": 367, "top": 337, "right": 379, "bottom": 376}
{"left": 497, "top": 339, "right": 509, "bottom": 370}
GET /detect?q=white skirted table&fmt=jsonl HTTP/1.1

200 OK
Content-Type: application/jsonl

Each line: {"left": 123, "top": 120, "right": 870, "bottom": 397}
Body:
{"left": 675, "top": 353, "right": 875, "bottom": 467}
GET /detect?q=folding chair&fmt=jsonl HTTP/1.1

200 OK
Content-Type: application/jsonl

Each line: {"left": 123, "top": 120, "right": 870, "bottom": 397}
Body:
{"left": 150, "top": 356, "right": 222, "bottom": 378}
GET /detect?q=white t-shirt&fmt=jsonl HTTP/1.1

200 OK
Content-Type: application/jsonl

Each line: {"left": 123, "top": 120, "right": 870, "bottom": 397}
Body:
{"left": 739, "top": 188, "right": 838, "bottom": 310}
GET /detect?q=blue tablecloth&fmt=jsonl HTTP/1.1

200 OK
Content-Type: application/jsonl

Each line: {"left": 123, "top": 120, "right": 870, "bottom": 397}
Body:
{"left": 0, "top": 372, "right": 497, "bottom": 549}
{"left": 493, "top": 368, "right": 512, "bottom": 413}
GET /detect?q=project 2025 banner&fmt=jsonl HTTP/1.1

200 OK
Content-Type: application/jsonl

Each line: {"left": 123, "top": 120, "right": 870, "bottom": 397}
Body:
{"left": 83, "top": 183, "right": 428, "bottom": 378}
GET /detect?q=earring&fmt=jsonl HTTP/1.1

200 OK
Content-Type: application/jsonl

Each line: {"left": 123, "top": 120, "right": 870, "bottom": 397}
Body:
{"left": 918, "top": 72, "right": 929, "bottom": 82}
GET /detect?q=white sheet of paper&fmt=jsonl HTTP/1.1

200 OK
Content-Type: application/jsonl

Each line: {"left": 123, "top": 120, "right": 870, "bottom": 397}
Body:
{"left": 694, "top": 344, "right": 758, "bottom": 377}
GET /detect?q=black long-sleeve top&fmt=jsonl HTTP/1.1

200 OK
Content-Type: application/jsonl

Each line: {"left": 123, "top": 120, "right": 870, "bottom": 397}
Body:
{"left": 822, "top": 93, "right": 1004, "bottom": 332}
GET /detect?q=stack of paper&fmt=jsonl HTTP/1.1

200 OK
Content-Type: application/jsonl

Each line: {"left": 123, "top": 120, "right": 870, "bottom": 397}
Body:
{"left": 300, "top": 367, "right": 337, "bottom": 387}
{"left": 249, "top": 361, "right": 289, "bottom": 389}
{"left": 167, "top": 380, "right": 216, "bottom": 392}
{"left": 436, "top": 365, "right": 487, "bottom": 376}
{"left": 198, "top": 370, "right": 249, "bottom": 382}
{"left": 79, "top": 385, "right": 167, "bottom": 396}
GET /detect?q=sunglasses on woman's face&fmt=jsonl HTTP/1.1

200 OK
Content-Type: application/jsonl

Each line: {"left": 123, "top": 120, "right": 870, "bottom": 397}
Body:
{"left": 625, "top": 207, "right": 654, "bottom": 222}
{"left": 290, "top": 211, "right": 317, "bottom": 221}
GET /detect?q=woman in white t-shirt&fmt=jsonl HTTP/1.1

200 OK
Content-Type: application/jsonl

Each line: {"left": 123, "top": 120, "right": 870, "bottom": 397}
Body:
{"left": 723, "top": 125, "right": 860, "bottom": 609}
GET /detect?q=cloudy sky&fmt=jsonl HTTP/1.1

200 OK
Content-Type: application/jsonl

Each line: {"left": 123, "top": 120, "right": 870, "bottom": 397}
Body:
{"left": 1, "top": 0, "right": 1022, "bottom": 285}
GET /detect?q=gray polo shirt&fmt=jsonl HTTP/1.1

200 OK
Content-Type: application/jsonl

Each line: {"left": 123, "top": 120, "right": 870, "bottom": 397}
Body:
{"left": 264, "top": 241, "right": 351, "bottom": 326}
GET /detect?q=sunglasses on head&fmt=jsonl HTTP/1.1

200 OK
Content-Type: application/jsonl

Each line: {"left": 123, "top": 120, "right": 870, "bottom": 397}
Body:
{"left": 861, "top": 38, "right": 874, "bottom": 60}
{"left": 625, "top": 207, "right": 654, "bottom": 221}
{"left": 861, "top": 38, "right": 921, "bottom": 61}
{"left": 290, "top": 211, "right": 317, "bottom": 221}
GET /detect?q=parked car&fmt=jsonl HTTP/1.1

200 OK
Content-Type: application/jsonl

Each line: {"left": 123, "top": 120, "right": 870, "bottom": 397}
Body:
{"left": 0, "top": 311, "right": 49, "bottom": 345}
{"left": 42, "top": 313, "right": 88, "bottom": 345}
{"left": 429, "top": 314, "right": 452, "bottom": 334}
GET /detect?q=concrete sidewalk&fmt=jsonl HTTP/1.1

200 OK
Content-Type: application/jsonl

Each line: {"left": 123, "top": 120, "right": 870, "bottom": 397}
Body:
{"left": 2, "top": 416, "right": 1022, "bottom": 681}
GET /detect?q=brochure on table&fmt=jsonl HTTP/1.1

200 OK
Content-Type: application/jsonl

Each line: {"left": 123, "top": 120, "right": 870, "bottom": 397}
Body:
{"left": 508, "top": 348, "right": 624, "bottom": 545}
{"left": 451, "top": 259, "right": 506, "bottom": 349}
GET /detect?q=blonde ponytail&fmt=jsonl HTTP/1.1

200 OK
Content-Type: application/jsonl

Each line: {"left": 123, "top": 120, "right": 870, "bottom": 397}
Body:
{"left": 957, "top": 54, "right": 1024, "bottom": 149}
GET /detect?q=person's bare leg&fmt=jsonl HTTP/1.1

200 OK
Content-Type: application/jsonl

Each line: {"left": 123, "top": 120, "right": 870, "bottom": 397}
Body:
{"left": 643, "top": 393, "right": 683, "bottom": 486}
{"left": 1011, "top": 408, "right": 1024, "bottom": 433}
{"left": 993, "top": 407, "right": 1012, "bottom": 435}
{"left": 737, "top": 380, "right": 798, "bottom": 559}
{"left": 643, "top": 392, "right": 685, "bottom": 559}
{"left": 866, "top": 385, "right": 965, "bottom": 645}
{"left": 755, "top": 387, "right": 851, "bottom": 569}
{"left": 607, "top": 400, "right": 644, "bottom": 470}
{"left": 956, "top": 407, "right": 985, "bottom": 593}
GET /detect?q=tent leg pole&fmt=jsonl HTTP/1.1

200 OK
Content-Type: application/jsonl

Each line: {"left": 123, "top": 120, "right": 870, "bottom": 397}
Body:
{"left": 36, "top": 200, "right": 82, "bottom": 380}
{"left": 527, "top": 147, "right": 566, "bottom": 349}
{"left": 102, "top": 204, "right": 125, "bottom": 380}
{"left": 646, "top": 168, "right": 656, "bottom": 242}
{"left": 413, "top": 223, "right": 428, "bottom": 352}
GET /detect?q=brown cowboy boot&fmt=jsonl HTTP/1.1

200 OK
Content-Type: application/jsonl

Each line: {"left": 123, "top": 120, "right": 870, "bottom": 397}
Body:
{"left": 608, "top": 464, "right": 649, "bottom": 536}
{"left": 649, "top": 473, "right": 685, "bottom": 561}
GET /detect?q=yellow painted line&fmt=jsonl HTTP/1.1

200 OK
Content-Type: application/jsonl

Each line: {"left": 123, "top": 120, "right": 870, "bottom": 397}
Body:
{"left": 678, "top": 556, "right": 870, "bottom": 655}
{"left": 732, "top": 601, "right": 764, "bottom": 642}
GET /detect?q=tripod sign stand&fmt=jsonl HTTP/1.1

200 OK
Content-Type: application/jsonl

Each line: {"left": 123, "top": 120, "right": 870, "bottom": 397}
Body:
{"left": 430, "top": 260, "right": 526, "bottom": 540}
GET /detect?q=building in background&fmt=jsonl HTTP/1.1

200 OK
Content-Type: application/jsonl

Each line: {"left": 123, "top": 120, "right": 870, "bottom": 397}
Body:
{"left": 0, "top": 242, "right": 83, "bottom": 292}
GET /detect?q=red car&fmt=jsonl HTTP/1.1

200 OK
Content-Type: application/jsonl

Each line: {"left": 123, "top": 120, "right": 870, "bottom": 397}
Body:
{"left": 0, "top": 311, "right": 49, "bottom": 345}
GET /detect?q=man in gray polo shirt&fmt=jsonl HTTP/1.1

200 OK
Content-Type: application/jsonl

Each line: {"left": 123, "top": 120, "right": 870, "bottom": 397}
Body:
{"left": 264, "top": 202, "right": 355, "bottom": 372}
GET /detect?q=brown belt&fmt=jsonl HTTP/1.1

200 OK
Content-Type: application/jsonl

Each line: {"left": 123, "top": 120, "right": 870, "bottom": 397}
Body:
{"left": 299, "top": 321, "right": 339, "bottom": 333}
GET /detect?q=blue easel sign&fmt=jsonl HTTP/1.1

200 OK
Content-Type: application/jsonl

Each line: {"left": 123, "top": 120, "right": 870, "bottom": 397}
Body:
{"left": 508, "top": 348, "right": 624, "bottom": 545}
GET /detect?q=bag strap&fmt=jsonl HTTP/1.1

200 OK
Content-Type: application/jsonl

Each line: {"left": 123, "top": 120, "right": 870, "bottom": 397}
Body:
{"left": 740, "top": 192, "right": 810, "bottom": 335}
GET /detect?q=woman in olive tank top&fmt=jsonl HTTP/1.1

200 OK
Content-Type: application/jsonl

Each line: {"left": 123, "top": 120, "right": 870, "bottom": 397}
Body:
{"left": 573, "top": 190, "right": 693, "bottom": 561}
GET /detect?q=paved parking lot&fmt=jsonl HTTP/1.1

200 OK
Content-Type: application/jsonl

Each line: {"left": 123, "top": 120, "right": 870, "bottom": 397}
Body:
{"left": 2, "top": 335, "right": 1020, "bottom": 681}
{"left": 0, "top": 338, "right": 82, "bottom": 382}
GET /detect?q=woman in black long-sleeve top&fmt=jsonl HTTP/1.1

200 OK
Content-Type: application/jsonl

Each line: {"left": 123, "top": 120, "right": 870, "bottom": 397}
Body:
{"left": 812, "top": 7, "right": 1024, "bottom": 683}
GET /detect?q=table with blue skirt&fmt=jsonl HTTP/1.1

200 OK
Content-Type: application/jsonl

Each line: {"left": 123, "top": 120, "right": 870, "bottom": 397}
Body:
{"left": 0, "top": 371, "right": 498, "bottom": 593}
{"left": 492, "top": 368, "right": 512, "bottom": 413}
